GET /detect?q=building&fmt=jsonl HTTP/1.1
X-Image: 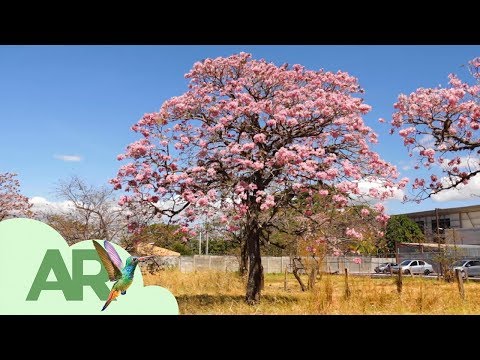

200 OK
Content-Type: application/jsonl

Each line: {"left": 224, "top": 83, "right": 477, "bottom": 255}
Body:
{"left": 401, "top": 204, "right": 480, "bottom": 245}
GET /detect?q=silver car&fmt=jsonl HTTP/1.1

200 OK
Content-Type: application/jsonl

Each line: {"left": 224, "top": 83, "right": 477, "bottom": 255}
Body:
{"left": 374, "top": 262, "right": 397, "bottom": 273}
{"left": 391, "top": 259, "right": 434, "bottom": 275}
{"left": 452, "top": 259, "right": 480, "bottom": 279}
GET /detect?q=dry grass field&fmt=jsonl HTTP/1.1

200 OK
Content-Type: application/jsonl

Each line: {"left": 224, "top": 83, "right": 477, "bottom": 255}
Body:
{"left": 143, "top": 269, "right": 480, "bottom": 315}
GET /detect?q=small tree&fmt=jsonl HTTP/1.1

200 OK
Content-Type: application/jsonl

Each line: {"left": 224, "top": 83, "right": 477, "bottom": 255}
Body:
{"left": 390, "top": 57, "right": 480, "bottom": 201}
{"left": 384, "top": 215, "right": 425, "bottom": 254}
{"left": 42, "top": 176, "right": 128, "bottom": 244}
{"left": 0, "top": 172, "right": 32, "bottom": 220}
{"left": 289, "top": 201, "right": 386, "bottom": 290}
{"left": 112, "top": 53, "right": 402, "bottom": 304}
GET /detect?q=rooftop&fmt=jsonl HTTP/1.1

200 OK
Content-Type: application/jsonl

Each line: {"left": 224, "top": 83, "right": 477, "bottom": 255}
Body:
{"left": 135, "top": 242, "right": 181, "bottom": 257}
{"left": 399, "top": 204, "right": 480, "bottom": 218}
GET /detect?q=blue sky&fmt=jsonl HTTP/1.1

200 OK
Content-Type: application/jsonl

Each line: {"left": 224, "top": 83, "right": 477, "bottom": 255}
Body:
{"left": 1, "top": 45, "right": 479, "bottom": 215}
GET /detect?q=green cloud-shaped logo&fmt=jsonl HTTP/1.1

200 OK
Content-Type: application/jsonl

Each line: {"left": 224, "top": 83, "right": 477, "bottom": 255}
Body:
{"left": 0, "top": 218, "right": 178, "bottom": 314}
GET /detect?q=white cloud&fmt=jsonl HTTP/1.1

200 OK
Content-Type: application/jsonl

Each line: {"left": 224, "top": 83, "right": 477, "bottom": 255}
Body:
{"left": 431, "top": 173, "right": 480, "bottom": 202}
{"left": 355, "top": 178, "right": 405, "bottom": 203}
{"left": 29, "top": 196, "right": 76, "bottom": 213}
{"left": 438, "top": 156, "right": 479, "bottom": 171}
{"left": 397, "top": 160, "right": 415, "bottom": 173}
{"left": 457, "top": 156, "right": 479, "bottom": 170}
{"left": 418, "top": 134, "right": 435, "bottom": 149}
{"left": 54, "top": 154, "right": 82, "bottom": 162}
{"left": 411, "top": 134, "right": 436, "bottom": 155}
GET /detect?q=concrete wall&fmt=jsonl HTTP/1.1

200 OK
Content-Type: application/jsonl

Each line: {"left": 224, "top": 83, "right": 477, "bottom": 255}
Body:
{"left": 445, "top": 228, "right": 480, "bottom": 246}
{"left": 142, "top": 255, "right": 395, "bottom": 274}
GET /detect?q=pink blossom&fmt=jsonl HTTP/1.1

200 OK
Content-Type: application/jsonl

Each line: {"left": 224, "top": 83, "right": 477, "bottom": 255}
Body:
{"left": 228, "top": 225, "right": 240, "bottom": 232}
{"left": 286, "top": 118, "right": 298, "bottom": 126}
{"left": 360, "top": 208, "right": 370, "bottom": 217}
{"left": 242, "top": 143, "right": 255, "bottom": 151}
{"left": 125, "top": 140, "right": 151, "bottom": 158}
{"left": 260, "top": 194, "right": 275, "bottom": 211}
{"left": 390, "top": 56, "right": 480, "bottom": 200}
{"left": 352, "top": 257, "right": 362, "bottom": 265}
{"left": 368, "top": 188, "right": 379, "bottom": 197}
{"left": 197, "top": 197, "right": 209, "bottom": 206}
{"left": 253, "top": 133, "right": 267, "bottom": 143}
{"left": 345, "top": 227, "right": 363, "bottom": 240}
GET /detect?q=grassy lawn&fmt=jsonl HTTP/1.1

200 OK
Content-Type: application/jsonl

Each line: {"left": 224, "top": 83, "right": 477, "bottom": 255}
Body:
{"left": 143, "top": 269, "right": 480, "bottom": 315}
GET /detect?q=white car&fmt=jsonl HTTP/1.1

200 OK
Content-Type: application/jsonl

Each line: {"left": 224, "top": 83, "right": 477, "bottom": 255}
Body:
{"left": 452, "top": 259, "right": 480, "bottom": 279}
{"left": 391, "top": 259, "right": 434, "bottom": 275}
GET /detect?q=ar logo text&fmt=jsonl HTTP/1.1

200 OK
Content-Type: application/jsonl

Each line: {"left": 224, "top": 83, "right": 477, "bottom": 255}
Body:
{"left": 26, "top": 249, "right": 111, "bottom": 301}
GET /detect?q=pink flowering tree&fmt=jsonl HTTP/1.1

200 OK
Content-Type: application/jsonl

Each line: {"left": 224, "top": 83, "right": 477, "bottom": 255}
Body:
{"left": 290, "top": 202, "right": 386, "bottom": 291}
{"left": 0, "top": 172, "right": 32, "bottom": 220}
{"left": 390, "top": 57, "right": 480, "bottom": 201}
{"left": 112, "top": 53, "right": 401, "bottom": 304}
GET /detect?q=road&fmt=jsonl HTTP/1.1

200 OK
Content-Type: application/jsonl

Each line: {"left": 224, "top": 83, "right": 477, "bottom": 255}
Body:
{"left": 355, "top": 272, "right": 480, "bottom": 282}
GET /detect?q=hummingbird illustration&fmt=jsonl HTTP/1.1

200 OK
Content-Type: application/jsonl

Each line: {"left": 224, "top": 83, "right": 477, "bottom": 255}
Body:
{"left": 92, "top": 240, "right": 153, "bottom": 311}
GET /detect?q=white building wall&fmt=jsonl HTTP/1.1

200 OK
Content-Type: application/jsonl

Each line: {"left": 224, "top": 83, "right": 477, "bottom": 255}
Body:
{"left": 459, "top": 210, "right": 480, "bottom": 228}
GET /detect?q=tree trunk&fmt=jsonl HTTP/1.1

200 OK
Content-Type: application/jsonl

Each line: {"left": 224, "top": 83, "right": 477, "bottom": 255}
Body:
{"left": 292, "top": 257, "right": 307, "bottom": 292}
{"left": 239, "top": 240, "right": 248, "bottom": 277}
{"left": 245, "top": 226, "right": 263, "bottom": 304}
{"left": 307, "top": 256, "right": 319, "bottom": 290}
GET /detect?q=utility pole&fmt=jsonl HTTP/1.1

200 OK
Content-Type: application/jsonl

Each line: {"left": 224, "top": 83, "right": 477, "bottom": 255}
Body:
{"left": 204, "top": 214, "right": 209, "bottom": 255}
{"left": 199, "top": 230, "right": 202, "bottom": 255}
{"left": 435, "top": 207, "right": 441, "bottom": 278}
{"left": 206, "top": 230, "right": 209, "bottom": 255}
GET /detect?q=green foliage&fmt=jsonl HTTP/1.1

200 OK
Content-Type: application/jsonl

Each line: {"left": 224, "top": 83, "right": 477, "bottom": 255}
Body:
{"left": 171, "top": 242, "right": 194, "bottom": 256}
{"left": 385, "top": 215, "right": 425, "bottom": 254}
{"left": 189, "top": 237, "right": 240, "bottom": 255}
{"left": 137, "top": 222, "right": 241, "bottom": 255}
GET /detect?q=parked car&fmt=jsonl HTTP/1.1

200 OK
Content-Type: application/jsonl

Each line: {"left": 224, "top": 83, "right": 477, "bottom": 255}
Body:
{"left": 452, "top": 259, "right": 480, "bottom": 279}
{"left": 391, "top": 259, "right": 434, "bottom": 275}
{"left": 374, "top": 262, "right": 397, "bottom": 273}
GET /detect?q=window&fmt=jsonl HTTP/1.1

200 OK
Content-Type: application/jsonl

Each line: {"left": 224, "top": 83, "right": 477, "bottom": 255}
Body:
{"left": 418, "top": 261, "right": 425, "bottom": 265}
{"left": 415, "top": 221, "right": 425, "bottom": 233}
{"left": 431, "top": 218, "right": 451, "bottom": 234}
{"left": 410, "top": 261, "right": 418, "bottom": 266}
{"left": 471, "top": 261, "right": 480, "bottom": 267}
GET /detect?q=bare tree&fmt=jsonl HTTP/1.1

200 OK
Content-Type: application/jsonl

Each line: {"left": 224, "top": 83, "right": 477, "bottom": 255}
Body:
{"left": 42, "top": 176, "right": 128, "bottom": 245}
